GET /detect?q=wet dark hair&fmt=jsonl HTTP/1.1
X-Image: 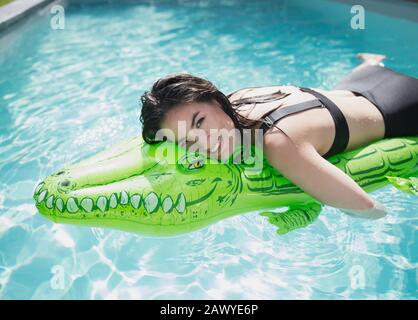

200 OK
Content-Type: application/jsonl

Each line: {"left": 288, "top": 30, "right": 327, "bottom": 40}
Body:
{"left": 139, "top": 72, "right": 288, "bottom": 145}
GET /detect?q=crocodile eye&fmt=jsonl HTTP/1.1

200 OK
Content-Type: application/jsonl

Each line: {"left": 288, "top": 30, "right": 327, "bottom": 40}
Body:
{"left": 188, "top": 160, "right": 204, "bottom": 170}
{"left": 60, "top": 179, "right": 70, "bottom": 187}
{"left": 177, "top": 152, "right": 206, "bottom": 172}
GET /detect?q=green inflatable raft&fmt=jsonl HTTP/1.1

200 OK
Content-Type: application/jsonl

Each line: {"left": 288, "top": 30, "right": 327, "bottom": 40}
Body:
{"left": 34, "top": 136, "right": 418, "bottom": 236}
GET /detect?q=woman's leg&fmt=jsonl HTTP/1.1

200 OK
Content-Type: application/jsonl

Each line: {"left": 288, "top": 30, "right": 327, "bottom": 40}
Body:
{"left": 351, "top": 52, "right": 386, "bottom": 73}
{"left": 333, "top": 53, "right": 387, "bottom": 90}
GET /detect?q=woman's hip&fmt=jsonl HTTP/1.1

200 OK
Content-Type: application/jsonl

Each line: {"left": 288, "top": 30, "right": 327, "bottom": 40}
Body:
{"left": 333, "top": 65, "right": 418, "bottom": 138}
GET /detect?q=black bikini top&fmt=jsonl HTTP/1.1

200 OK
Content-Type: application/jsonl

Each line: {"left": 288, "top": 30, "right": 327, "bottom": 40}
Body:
{"left": 228, "top": 86, "right": 350, "bottom": 158}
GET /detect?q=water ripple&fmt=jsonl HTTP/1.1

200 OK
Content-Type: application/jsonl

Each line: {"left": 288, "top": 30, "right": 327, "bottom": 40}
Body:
{"left": 0, "top": 0, "right": 417, "bottom": 299}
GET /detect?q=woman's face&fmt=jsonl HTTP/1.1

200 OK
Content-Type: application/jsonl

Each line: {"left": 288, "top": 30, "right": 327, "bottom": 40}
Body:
{"left": 160, "top": 100, "right": 238, "bottom": 160}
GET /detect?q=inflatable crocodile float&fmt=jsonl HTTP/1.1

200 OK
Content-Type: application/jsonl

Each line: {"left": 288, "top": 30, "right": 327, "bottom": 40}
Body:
{"left": 33, "top": 136, "right": 418, "bottom": 236}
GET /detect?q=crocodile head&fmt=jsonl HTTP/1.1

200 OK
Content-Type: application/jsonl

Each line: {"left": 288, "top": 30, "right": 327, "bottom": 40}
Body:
{"left": 34, "top": 136, "right": 298, "bottom": 236}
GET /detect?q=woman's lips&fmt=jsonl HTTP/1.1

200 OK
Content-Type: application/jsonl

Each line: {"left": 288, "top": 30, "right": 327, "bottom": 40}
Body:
{"left": 218, "top": 135, "right": 223, "bottom": 152}
{"left": 210, "top": 136, "right": 222, "bottom": 153}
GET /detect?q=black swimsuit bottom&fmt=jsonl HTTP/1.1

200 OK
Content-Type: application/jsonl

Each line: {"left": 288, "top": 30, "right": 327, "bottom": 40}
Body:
{"left": 333, "top": 65, "right": 418, "bottom": 140}
{"left": 230, "top": 65, "right": 418, "bottom": 158}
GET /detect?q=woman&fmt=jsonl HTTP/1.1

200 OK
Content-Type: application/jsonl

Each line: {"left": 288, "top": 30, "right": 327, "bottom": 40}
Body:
{"left": 140, "top": 53, "right": 418, "bottom": 219}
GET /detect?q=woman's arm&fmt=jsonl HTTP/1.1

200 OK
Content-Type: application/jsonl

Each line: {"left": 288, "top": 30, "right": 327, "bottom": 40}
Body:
{"left": 263, "top": 130, "right": 387, "bottom": 219}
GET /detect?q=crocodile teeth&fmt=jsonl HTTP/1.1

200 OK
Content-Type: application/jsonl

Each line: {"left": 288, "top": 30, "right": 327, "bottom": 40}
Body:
{"left": 162, "top": 196, "right": 173, "bottom": 213}
{"left": 46, "top": 195, "right": 54, "bottom": 209}
{"left": 144, "top": 192, "right": 158, "bottom": 213}
{"left": 109, "top": 193, "right": 118, "bottom": 209}
{"left": 120, "top": 191, "right": 129, "bottom": 205}
{"left": 130, "top": 194, "right": 141, "bottom": 209}
{"left": 97, "top": 196, "right": 107, "bottom": 212}
{"left": 66, "top": 197, "right": 79, "bottom": 213}
{"left": 56, "top": 198, "right": 64, "bottom": 212}
{"left": 81, "top": 198, "right": 93, "bottom": 213}
{"left": 37, "top": 190, "right": 48, "bottom": 203}
{"left": 176, "top": 193, "right": 186, "bottom": 213}
{"left": 34, "top": 182, "right": 44, "bottom": 195}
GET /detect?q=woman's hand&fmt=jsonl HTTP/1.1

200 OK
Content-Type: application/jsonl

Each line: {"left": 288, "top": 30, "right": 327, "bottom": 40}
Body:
{"left": 263, "top": 129, "right": 386, "bottom": 217}
{"left": 338, "top": 199, "right": 388, "bottom": 219}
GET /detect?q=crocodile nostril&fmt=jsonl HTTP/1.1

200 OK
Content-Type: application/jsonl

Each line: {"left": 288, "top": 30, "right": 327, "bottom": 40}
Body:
{"left": 56, "top": 171, "right": 65, "bottom": 176}
{"left": 60, "top": 179, "right": 70, "bottom": 187}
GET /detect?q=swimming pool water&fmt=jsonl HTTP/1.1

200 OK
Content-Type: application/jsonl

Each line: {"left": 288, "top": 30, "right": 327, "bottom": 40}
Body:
{"left": 0, "top": 0, "right": 417, "bottom": 299}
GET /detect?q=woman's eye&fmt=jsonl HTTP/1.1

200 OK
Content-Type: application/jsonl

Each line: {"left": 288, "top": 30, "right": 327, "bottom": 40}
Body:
{"left": 196, "top": 117, "right": 204, "bottom": 128}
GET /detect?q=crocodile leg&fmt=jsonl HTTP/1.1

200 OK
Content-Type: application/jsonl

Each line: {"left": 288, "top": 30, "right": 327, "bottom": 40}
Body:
{"left": 386, "top": 175, "right": 418, "bottom": 196}
{"left": 259, "top": 202, "right": 322, "bottom": 235}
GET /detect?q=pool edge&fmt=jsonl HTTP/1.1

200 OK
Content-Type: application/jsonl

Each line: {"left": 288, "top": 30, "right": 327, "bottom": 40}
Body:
{"left": 0, "top": 0, "right": 55, "bottom": 31}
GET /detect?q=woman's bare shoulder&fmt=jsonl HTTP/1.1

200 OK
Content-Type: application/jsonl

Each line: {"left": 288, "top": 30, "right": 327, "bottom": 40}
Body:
{"left": 262, "top": 123, "right": 314, "bottom": 158}
{"left": 262, "top": 126, "right": 293, "bottom": 151}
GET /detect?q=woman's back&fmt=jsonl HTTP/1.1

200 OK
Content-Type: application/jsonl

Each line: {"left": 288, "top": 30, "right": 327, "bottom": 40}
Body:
{"left": 227, "top": 85, "right": 386, "bottom": 157}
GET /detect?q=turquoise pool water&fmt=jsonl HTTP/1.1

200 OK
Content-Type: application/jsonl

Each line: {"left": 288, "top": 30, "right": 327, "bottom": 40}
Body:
{"left": 0, "top": 0, "right": 417, "bottom": 299}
